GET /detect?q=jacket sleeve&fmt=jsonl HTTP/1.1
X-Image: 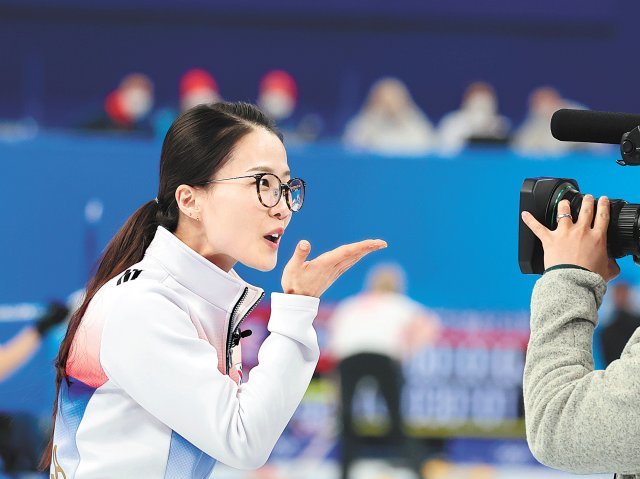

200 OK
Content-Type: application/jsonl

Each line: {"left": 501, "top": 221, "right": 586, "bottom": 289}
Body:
{"left": 100, "top": 284, "right": 320, "bottom": 470}
{"left": 524, "top": 268, "right": 640, "bottom": 475}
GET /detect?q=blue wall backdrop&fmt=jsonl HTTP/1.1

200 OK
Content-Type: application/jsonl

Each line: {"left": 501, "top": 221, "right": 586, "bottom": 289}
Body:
{"left": 3, "top": 134, "right": 640, "bottom": 421}
{"left": 3, "top": 135, "right": 637, "bottom": 417}
{"left": 5, "top": 136, "right": 640, "bottom": 308}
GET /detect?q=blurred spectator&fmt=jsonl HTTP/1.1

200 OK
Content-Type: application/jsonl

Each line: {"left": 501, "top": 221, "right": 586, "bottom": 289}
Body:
{"left": 511, "top": 86, "right": 586, "bottom": 156}
{"left": 437, "top": 82, "right": 510, "bottom": 154}
{"left": 343, "top": 78, "right": 436, "bottom": 155}
{"left": 0, "top": 118, "right": 38, "bottom": 142}
{"left": 0, "top": 302, "right": 68, "bottom": 475}
{"left": 327, "top": 263, "right": 440, "bottom": 479}
{"left": 180, "top": 68, "right": 221, "bottom": 112}
{"left": 258, "top": 70, "right": 297, "bottom": 122}
{"left": 257, "top": 69, "right": 323, "bottom": 143}
{"left": 151, "top": 68, "right": 222, "bottom": 140}
{"left": 82, "top": 73, "right": 154, "bottom": 135}
{"left": 601, "top": 281, "right": 640, "bottom": 367}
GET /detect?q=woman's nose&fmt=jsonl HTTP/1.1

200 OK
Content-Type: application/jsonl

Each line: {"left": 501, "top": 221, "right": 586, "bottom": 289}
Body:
{"left": 270, "top": 192, "right": 290, "bottom": 219}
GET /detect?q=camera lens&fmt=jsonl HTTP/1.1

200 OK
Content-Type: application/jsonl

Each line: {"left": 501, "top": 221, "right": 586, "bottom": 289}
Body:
{"left": 548, "top": 181, "right": 640, "bottom": 259}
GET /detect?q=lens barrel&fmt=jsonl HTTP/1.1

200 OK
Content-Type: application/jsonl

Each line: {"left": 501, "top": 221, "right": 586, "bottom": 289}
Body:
{"left": 615, "top": 204, "right": 640, "bottom": 257}
{"left": 548, "top": 181, "right": 640, "bottom": 259}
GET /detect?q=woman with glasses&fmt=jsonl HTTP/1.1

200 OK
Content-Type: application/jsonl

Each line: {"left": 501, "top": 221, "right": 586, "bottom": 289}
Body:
{"left": 42, "top": 102, "right": 386, "bottom": 478}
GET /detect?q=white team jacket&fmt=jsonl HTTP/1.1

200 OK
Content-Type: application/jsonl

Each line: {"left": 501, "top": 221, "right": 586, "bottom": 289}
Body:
{"left": 50, "top": 226, "right": 320, "bottom": 478}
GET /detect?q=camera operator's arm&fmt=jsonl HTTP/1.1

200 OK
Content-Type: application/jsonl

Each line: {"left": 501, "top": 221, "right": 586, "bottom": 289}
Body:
{"left": 521, "top": 196, "right": 640, "bottom": 475}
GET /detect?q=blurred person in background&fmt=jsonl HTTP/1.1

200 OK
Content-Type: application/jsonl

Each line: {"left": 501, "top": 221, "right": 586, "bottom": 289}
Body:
{"left": 82, "top": 72, "right": 155, "bottom": 135}
{"left": 343, "top": 78, "right": 436, "bottom": 156}
{"left": 327, "top": 263, "right": 441, "bottom": 479}
{"left": 257, "top": 69, "right": 323, "bottom": 144}
{"left": 0, "top": 302, "right": 68, "bottom": 382}
{"left": 0, "top": 302, "right": 68, "bottom": 475}
{"left": 437, "top": 81, "right": 510, "bottom": 155}
{"left": 154, "top": 68, "right": 222, "bottom": 140}
{"left": 180, "top": 68, "right": 222, "bottom": 113}
{"left": 42, "top": 102, "right": 387, "bottom": 478}
{"left": 511, "top": 86, "right": 587, "bottom": 156}
{"left": 257, "top": 70, "right": 297, "bottom": 124}
{"left": 601, "top": 281, "right": 640, "bottom": 367}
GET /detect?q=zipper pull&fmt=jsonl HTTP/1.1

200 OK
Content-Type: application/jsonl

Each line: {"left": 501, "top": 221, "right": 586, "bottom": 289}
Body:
{"left": 231, "top": 329, "right": 253, "bottom": 347}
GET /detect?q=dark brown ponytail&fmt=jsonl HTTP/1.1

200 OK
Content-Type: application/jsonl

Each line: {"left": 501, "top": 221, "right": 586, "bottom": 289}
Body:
{"left": 40, "top": 102, "right": 282, "bottom": 470}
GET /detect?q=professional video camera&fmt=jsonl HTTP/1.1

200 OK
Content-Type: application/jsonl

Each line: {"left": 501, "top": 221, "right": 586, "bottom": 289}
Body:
{"left": 519, "top": 109, "right": 640, "bottom": 274}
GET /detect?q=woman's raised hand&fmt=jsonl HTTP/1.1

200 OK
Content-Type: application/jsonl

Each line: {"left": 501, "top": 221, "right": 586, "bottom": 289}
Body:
{"left": 281, "top": 239, "right": 387, "bottom": 298}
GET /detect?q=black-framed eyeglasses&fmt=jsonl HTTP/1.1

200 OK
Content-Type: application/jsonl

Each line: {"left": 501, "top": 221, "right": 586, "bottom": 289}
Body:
{"left": 201, "top": 173, "right": 306, "bottom": 212}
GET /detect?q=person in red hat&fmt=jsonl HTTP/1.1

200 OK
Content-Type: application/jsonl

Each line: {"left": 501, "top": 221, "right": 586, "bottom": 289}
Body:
{"left": 180, "top": 68, "right": 221, "bottom": 112}
{"left": 82, "top": 73, "right": 155, "bottom": 135}
{"left": 257, "top": 70, "right": 297, "bottom": 122}
{"left": 257, "top": 69, "right": 323, "bottom": 143}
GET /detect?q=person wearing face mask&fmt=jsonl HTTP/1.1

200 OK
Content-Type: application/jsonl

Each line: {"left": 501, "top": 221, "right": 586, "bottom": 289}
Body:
{"left": 180, "top": 69, "right": 222, "bottom": 113}
{"left": 257, "top": 70, "right": 297, "bottom": 123}
{"left": 42, "top": 102, "right": 387, "bottom": 478}
{"left": 511, "top": 86, "right": 600, "bottom": 156}
{"left": 256, "top": 70, "right": 324, "bottom": 144}
{"left": 436, "top": 82, "right": 511, "bottom": 155}
{"left": 82, "top": 73, "right": 155, "bottom": 135}
{"left": 343, "top": 77, "right": 436, "bottom": 156}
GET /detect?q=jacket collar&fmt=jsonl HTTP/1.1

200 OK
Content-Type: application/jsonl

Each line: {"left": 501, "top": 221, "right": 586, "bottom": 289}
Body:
{"left": 145, "top": 226, "right": 264, "bottom": 316}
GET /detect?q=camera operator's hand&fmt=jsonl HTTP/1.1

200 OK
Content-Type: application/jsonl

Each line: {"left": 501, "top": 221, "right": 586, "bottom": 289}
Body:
{"left": 521, "top": 195, "right": 620, "bottom": 281}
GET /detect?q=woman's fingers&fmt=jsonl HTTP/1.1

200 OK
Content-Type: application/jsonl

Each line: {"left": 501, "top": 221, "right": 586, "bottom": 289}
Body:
{"left": 556, "top": 199, "right": 573, "bottom": 230}
{"left": 281, "top": 238, "right": 387, "bottom": 297}
{"left": 521, "top": 211, "right": 550, "bottom": 242}
{"left": 594, "top": 196, "right": 611, "bottom": 235}
{"left": 286, "top": 240, "right": 312, "bottom": 270}
{"left": 315, "top": 239, "right": 387, "bottom": 267}
{"left": 334, "top": 251, "right": 371, "bottom": 276}
{"left": 523, "top": 194, "right": 615, "bottom": 281}
{"left": 577, "top": 195, "right": 594, "bottom": 227}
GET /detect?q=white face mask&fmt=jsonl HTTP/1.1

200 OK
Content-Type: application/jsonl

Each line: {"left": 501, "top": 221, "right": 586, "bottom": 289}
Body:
{"left": 464, "top": 92, "right": 497, "bottom": 115}
{"left": 122, "top": 87, "right": 153, "bottom": 120}
{"left": 181, "top": 89, "right": 221, "bottom": 111}
{"left": 258, "top": 91, "right": 295, "bottom": 120}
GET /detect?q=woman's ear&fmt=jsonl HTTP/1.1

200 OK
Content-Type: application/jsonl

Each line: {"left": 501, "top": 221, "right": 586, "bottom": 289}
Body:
{"left": 175, "top": 185, "right": 201, "bottom": 220}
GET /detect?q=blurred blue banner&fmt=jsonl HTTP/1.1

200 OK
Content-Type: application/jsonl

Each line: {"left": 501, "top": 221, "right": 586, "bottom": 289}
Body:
{"left": 3, "top": 134, "right": 638, "bottom": 307}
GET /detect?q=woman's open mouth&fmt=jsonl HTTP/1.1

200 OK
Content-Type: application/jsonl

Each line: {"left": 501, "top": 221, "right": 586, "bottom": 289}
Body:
{"left": 263, "top": 233, "right": 281, "bottom": 249}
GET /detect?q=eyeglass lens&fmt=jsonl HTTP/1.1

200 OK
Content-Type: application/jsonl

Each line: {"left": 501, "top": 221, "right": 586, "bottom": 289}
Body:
{"left": 258, "top": 174, "right": 304, "bottom": 211}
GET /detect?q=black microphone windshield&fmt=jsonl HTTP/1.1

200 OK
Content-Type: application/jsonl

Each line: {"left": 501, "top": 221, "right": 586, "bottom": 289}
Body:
{"left": 551, "top": 109, "right": 640, "bottom": 144}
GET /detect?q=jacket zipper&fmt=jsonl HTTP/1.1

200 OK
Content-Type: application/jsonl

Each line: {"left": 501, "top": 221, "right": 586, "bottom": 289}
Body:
{"left": 225, "top": 288, "right": 265, "bottom": 374}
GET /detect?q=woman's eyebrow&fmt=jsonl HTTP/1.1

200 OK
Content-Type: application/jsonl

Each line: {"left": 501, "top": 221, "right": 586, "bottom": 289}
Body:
{"left": 246, "top": 166, "right": 291, "bottom": 178}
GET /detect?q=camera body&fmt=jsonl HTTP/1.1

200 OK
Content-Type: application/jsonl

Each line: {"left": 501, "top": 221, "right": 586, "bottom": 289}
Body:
{"left": 518, "top": 178, "right": 640, "bottom": 275}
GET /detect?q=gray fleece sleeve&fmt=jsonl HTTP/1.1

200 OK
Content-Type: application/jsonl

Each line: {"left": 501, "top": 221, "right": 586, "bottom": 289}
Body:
{"left": 525, "top": 268, "right": 640, "bottom": 475}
